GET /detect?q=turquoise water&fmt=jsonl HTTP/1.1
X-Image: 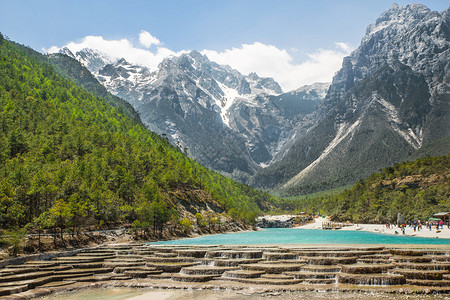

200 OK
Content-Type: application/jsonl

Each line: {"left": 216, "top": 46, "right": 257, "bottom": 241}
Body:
{"left": 153, "top": 228, "right": 450, "bottom": 245}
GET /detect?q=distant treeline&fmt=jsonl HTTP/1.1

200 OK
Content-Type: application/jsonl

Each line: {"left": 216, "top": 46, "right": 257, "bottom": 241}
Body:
{"left": 273, "top": 154, "right": 450, "bottom": 223}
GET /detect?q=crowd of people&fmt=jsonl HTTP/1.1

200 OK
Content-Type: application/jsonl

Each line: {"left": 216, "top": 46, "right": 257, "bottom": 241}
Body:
{"left": 386, "top": 219, "right": 447, "bottom": 235}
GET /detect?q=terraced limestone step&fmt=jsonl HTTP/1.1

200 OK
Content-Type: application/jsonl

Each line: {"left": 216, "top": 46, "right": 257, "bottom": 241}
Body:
{"left": 104, "top": 258, "right": 146, "bottom": 264}
{"left": 430, "top": 256, "right": 450, "bottom": 262}
{"left": 145, "top": 256, "right": 197, "bottom": 263}
{"left": 147, "top": 272, "right": 174, "bottom": 279}
{"left": 180, "top": 266, "right": 238, "bottom": 275}
{"left": 260, "top": 274, "right": 294, "bottom": 280}
{"left": 67, "top": 275, "right": 113, "bottom": 282}
{"left": 147, "top": 246, "right": 180, "bottom": 253}
{"left": 357, "top": 258, "right": 390, "bottom": 264}
{"left": 415, "top": 250, "right": 450, "bottom": 256}
{"left": 113, "top": 266, "right": 160, "bottom": 274}
{"left": 54, "top": 267, "right": 113, "bottom": 276}
{"left": 0, "top": 271, "right": 54, "bottom": 283}
{"left": 84, "top": 248, "right": 118, "bottom": 253}
{"left": 103, "top": 244, "right": 134, "bottom": 250}
{"left": 171, "top": 274, "right": 217, "bottom": 282}
{"left": 389, "top": 269, "right": 448, "bottom": 280}
{"left": 75, "top": 254, "right": 114, "bottom": 260}
{"left": 241, "top": 263, "right": 305, "bottom": 274}
{"left": 52, "top": 256, "right": 106, "bottom": 264}
{"left": 338, "top": 273, "right": 406, "bottom": 286}
{"left": 300, "top": 265, "right": 341, "bottom": 273}
{"left": 201, "top": 258, "right": 263, "bottom": 267}
{"left": 285, "top": 271, "right": 337, "bottom": 279}
{"left": 70, "top": 262, "right": 105, "bottom": 269}
{"left": 153, "top": 252, "right": 178, "bottom": 257}
{"left": 260, "top": 259, "right": 307, "bottom": 264}
{"left": 206, "top": 250, "right": 263, "bottom": 259}
{"left": 245, "top": 247, "right": 288, "bottom": 252}
{"left": 123, "top": 270, "right": 160, "bottom": 278}
{"left": 262, "top": 252, "right": 297, "bottom": 261}
{"left": 302, "top": 256, "right": 357, "bottom": 265}
{"left": 24, "top": 261, "right": 58, "bottom": 268}
{"left": 175, "top": 249, "right": 208, "bottom": 258}
{"left": 358, "top": 254, "right": 391, "bottom": 259}
{"left": 393, "top": 262, "right": 450, "bottom": 271}
{"left": 39, "top": 265, "right": 72, "bottom": 272}
{"left": 0, "top": 267, "right": 39, "bottom": 276}
{"left": 223, "top": 277, "right": 303, "bottom": 285}
{"left": 340, "top": 264, "right": 394, "bottom": 274}
{"left": 389, "top": 249, "right": 427, "bottom": 256}
{"left": 76, "top": 251, "right": 115, "bottom": 256}
{"left": 133, "top": 250, "right": 155, "bottom": 255}
{"left": 222, "top": 270, "right": 265, "bottom": 279}
{"left": 146, "top": 262, "right": 199, "bottom": 273}
{"left": 294, "top": 250, "right": 380, "bottom": 258}
{"left": 406, "top": 279, "right": 450, "bottom": 287}
{"left": 389, "top": 256, "right": 432, "bottom": 263}
{"left": 103, "top": 261, "right": 146, "bottom": 268}
{"left": 303, "top": 278, "right": 336, "bottom": 284}
{"left": 40, "top": 280, "right": 76, "bottom": 288}
{"left": 53, "top": 272, "right": 94, "bottom": 280}
{"left": 0, "top": 276, "right": 53, "bottom": 289}
{"left": 0, "top": 285, "right": 28, "bottom": 297}
{"left": 113, "top": 254, "right": 145, "bottom": 259}
{"left": 109, "top": 275, "right": 132, "bottom": 280}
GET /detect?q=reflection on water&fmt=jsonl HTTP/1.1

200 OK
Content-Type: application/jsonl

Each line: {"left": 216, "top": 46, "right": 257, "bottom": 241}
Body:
{"left": 45, "top": 288, "right": 447, "bottom": 300}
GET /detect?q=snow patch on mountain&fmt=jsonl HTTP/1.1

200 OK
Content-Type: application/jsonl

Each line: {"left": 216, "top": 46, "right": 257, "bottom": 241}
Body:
{"left": 216, "top": 82, "right": 248, "bottom": 126}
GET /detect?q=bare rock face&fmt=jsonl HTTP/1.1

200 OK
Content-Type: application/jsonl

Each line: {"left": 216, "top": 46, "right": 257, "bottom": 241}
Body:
{"left": 251, "top": 4, "right": 450, "bottom": 194}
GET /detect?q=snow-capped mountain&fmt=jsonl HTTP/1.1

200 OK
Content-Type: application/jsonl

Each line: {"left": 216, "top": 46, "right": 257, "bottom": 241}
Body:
{"left": 62, "top": 47, "right": 327, "bottom": 181}
{"left": 250, "top": 4, "right": 450, "bottom": 194}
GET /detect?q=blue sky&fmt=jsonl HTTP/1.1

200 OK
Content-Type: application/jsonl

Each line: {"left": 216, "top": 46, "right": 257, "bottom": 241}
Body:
{"left": 1, "top": 0, "right": 448, "bottom": 90}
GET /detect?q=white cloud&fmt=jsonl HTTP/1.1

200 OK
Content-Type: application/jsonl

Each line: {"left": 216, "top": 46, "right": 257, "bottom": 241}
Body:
{"left": 139, "top": 30, "right": 160, "bottom": 48}
{"left": 46, "top": 31, "right": 353, "bottom": 91}
{"left": 46, "top": 32, "right": 181, "bottom": 70}
{"left": 202, "top": 42, "right": 353, "bottom": 91}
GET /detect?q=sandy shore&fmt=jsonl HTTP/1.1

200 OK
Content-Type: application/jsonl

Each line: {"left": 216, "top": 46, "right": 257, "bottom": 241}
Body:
{"left": 298, "top": 216, "right": 450, "bottom": 239}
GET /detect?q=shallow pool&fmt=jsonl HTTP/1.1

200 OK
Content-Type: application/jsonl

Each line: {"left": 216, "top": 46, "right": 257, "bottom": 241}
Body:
{"left": 152, "top": 228, "right": 450, "bottom": 245}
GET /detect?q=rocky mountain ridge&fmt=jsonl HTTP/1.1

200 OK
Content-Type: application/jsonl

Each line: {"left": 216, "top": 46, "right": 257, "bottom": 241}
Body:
{"left": 61, "top": 47, "right": 328, "bottom": 181}
{"left": 251, "top": 3, "right": 450, "bottom": 194}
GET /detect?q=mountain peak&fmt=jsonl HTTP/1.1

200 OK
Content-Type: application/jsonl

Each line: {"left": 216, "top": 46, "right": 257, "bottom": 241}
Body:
{"left": 292, "top": 82, "right": 330, "bottom": 99}
{"left": 60, "top": 47, "right": 75, "bottom": 58}
{"left": 187, "top": 49, "right": 204, "bottom": 59}
{"left": 390, "top": 3, "right": 401, "bottom": 10}
{"left": 365, "top": 3, "right": 435, "bottom": 38}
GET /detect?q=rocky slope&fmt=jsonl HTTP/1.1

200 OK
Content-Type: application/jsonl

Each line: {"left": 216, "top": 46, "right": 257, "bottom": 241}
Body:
{"left": 250, "top": 4, "right": 450, "bottom": 194}
{"left": 61, "top": 47, "right": 328, "bottom": 181}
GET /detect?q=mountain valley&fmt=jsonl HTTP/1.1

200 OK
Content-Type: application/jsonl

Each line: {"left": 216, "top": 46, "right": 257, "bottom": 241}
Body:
{"left": 61, "top": 48, "right": 329, "bottom": 182}
{"left": 58, "top": 4, "right": 449, "bottom": 195}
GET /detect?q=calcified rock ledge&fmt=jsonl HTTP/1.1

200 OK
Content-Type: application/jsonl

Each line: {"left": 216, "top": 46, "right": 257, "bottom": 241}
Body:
{"left": 1, "top": 244, "right": 450, "bottom": 299}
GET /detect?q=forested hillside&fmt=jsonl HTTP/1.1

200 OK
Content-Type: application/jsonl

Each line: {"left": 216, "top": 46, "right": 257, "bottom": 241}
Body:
{"left": 275, "top": 154, "right": 450, "bottom": 223}
{"left": 0, "top": 35, "right": 274, "bottom": 237}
